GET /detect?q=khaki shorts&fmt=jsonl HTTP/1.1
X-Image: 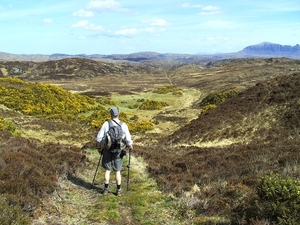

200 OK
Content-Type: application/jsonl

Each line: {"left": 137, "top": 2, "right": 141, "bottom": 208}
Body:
{"left": 101, "top": 149, "right": 123, "bottom": 171}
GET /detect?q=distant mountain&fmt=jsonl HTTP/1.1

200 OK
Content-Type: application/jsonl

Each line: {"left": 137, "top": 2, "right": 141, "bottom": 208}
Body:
{"left": 238, "top": 42, "right": 300, "bottom": 58}
{"left": 0, "top": 42, "right": 300, "bottom": 62}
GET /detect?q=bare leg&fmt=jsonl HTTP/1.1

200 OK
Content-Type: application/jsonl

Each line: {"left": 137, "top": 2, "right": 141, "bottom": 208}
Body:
{"left": 104, "top": 170, "right": 111, "bottom": 184}
{"left": 116, "top": 171, "right": 121, "bottom": 185}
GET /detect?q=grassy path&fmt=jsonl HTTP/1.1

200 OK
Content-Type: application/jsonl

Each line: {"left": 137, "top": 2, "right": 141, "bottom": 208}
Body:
{"left": 33, "top": 149, "right": 182, "bottom": 225}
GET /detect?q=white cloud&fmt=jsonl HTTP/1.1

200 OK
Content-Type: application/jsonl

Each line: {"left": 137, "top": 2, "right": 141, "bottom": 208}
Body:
{"left": 71, "top": 20, "right": 103, "bottom": 31}
{"left": 202, "top": 6, "right": 220, "bottom": 11}
{"left": 114, "top": 28, "right": 139, "bottom": 36}
{"left": 199, "top": 11, "right": 221, "bottom": 16}
{"left": 86, "top": 0, "right": 128, "bottom": 12}
{"left": 105, "top": 26, "right": 166, "bottom": 38}
{"left": 144, "top": 27, "right": 166, "bottom": 36}
{"left": 183, "top": 3, "right": 221, "bottom": 16}
{"left": 144, "top": 27, "right": 155, "bottom": 33}
{"left": 72, "top": 20, "right": 89, "bottom": 28}
{"left": 199, "top": 5, "right": 221, "bottom": 16}
{"left": 72, "top": 9, "right": 94, "bottom": 17}
{"left": 182, "top": 3, "right": 203, "bottom": 8}
{"left": 142, "top": 18, "right": 170, "bottom": 26}
{"left": 86, "top": 24, "right": 103, "bottom": 31}
{"left": 43, "top": 18, "right": 53, "bottom": 24}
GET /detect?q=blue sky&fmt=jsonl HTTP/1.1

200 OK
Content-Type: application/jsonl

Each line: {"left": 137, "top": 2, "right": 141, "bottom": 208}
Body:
{"left": 0, "top": 0, "right": 299, "bottom": 55}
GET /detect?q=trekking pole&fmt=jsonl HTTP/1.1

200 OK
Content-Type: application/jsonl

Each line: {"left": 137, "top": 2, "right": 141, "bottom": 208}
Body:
{"left": 126, "top": 149, "right": 131, "bottom": 192}
{"left": 91, "top": 154, "right": 102, "bottom": 189}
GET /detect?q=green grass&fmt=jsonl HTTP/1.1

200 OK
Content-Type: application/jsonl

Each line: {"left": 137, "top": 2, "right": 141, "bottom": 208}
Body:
{"left": 86, "top": 150, "right": 182, "bottom": 225}
{"left": 110, "top": 88, "right": 201, "bottom": 111}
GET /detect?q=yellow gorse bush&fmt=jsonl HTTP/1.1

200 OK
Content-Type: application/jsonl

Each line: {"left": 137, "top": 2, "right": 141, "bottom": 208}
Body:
{"left": 0, "top": 116, "right": 20, "bottom": 136}
{"left": 139, "top": 100, "right": 169, "bottom": 110}
{"left": 0, "top": 77, "right": 98, "bottom": 119}
{"left": 0, "top": 77, "right": 154, "bottom": 133}
{"left": 89, "top": 110, "right": 153, "bottom": 133}
{"left": 201, "top": 90, "right": 238, "bottom": 106}
{"left": 200, "top": 104, "right": 217, "bottom": 114}
{"left": 153, "top": 85, "right": 183, "bottom": 95}
{"left": 257, "top": 171, "right": 300, "bottom": 224}
{"left": 199, "top": 89, "right": 238, "bottom": 114}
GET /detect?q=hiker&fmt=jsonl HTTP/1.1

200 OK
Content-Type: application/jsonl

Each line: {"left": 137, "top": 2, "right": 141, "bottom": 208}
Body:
{"left": 96, "top": 107, "right": 133, "bottom": 196}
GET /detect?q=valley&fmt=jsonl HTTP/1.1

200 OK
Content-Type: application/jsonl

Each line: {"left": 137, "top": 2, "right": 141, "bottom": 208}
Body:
{"left": 0, "top": 56, "right": 300, "bottom": 224}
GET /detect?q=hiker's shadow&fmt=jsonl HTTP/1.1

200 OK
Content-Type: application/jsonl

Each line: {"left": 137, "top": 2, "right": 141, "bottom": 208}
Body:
{"left": 67, "top": 173, "right": 103, "bottom": 193}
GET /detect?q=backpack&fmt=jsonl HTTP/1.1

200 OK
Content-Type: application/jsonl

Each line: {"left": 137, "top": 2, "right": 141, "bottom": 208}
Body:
{"left": 103, "top": 120, "right": 126, "bottom": 154}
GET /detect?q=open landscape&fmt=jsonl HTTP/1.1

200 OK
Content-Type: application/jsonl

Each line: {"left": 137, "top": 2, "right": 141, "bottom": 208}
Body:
{"left": 0, "top": 52, "right": 300, "bottom": 224}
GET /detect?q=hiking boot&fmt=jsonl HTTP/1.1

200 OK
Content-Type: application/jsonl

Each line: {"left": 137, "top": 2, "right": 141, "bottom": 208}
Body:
{"left": 102, "top": 188, "right": 109, "bottom": 196}
{"left": 116, "top": 189, "right": 122, "bottom": 197}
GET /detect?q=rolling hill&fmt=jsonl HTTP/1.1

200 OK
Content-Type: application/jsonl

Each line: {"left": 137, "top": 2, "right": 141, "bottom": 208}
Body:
{"left": 0, "top": 54, "right": 300, "bottom": 224}
{"left": 1, "top": 42, "right": 300, "bottom": 63}
{"left": 135, "top": 71, "right": 300, "bottom": 223}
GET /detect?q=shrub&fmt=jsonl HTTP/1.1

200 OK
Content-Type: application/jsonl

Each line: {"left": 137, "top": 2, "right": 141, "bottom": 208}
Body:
{"left": 256, "top": 172, "right": 300, "bottom": 224}
{"left": 200, "top": 90, "right": 238, "bottom": 106}
{"left": 0, "top": 130, "right": 85, "bottom": 223}
{"left": 0, "top": 198, "right": 30, "bottom": 225}
{"left": 153, "top": 85, "right": 183, "bottom": 95}
{"left": 89, "top": 109, "right": 154, "bottom": 133}
{"left": 130, "top": 115, "right": 139, "bottom": 122}
{"left": 200, "top": 104, "right": 217, "bottom": 114}
{"left": 97, "top": 97, "right": 115, "bottom": 105}
{"left": 129, "top": 120, "right": 154, "bottom": 133}
{"left": 139, "top": 100, "right": 169, "bottom": 110}
{"left": 128, "top": 103, "right": 139, "bottom": 109}
{"left": 0, "top": 116, "right": 20, "bottom": 136}
{"left": 198, "top": 90, "right": 237, "bottom": 114}
{"left": 0, "top": 77, "right": 98, "bottom": 119}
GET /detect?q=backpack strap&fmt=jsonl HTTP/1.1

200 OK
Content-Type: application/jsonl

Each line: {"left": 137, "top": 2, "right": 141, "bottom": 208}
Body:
{"left": 112, "top": 119, "right": 122, "bottom": 127}
{"left": 108, "top": 120, "right": 113, "bottom": 128}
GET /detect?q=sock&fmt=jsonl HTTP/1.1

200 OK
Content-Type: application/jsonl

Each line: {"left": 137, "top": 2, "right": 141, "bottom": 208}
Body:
{"left": 104, "top": 183, "right": 109, "bottom": 189}
{"left": 117, "top": 184, "right": 121, "bottom": 190}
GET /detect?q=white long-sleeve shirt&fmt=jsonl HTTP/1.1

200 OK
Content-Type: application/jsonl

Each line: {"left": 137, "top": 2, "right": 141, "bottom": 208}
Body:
{"left": 96, "top": 118, "right": 133, "bottom": 147}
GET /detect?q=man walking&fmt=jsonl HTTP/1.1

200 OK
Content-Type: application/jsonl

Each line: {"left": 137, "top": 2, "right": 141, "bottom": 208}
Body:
{"left": 96, "top": 107, "right": 133, "bottom": 196}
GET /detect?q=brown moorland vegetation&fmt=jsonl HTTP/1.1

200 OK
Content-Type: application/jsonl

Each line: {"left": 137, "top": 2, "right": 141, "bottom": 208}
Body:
{"left": 134, "top": 72, "right": 300, "bottom": 223}
{"left": 0, "top": 130, "right": 85, "bottom": 223}
{"left": 0, "top": 57, "right": 300, "bottom": 224}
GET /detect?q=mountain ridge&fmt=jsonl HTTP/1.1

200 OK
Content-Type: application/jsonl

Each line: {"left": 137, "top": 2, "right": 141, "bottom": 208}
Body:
{"left": 1, "top": 42, "right": 300, "bottom": 62}
{"left": 239, "top": 42, "right": 300, "bottom": 57}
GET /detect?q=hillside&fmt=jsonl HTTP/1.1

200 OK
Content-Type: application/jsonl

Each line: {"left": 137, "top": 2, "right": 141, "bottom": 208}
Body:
{"left": 135, "top": 72, "right": 300, "bottom": 223}
{"left": 1, "top": 57, "right": 299, "bottom": 96}
{"left": 0, "top": 57, "right": 300, "bottom": 224}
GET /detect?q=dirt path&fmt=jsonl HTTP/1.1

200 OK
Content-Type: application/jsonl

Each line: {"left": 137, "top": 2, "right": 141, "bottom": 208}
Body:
{"left": 165, "top": 71, "right": 173, "bottom": 85}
